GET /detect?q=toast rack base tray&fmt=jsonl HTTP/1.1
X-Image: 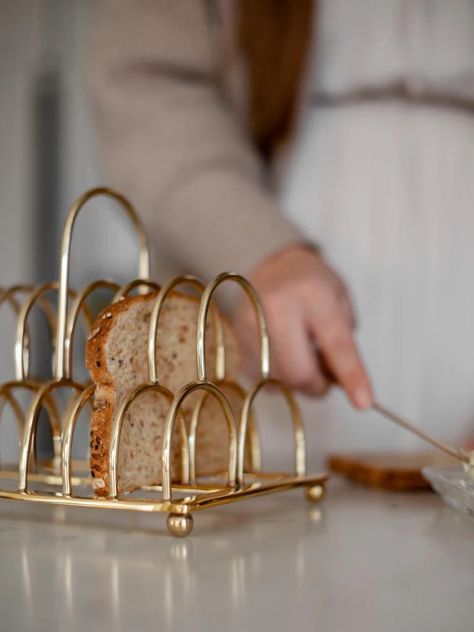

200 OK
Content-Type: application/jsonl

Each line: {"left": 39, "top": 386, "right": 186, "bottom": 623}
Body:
{"left": 0, "top": 462, "right": 328, "bottom": 520}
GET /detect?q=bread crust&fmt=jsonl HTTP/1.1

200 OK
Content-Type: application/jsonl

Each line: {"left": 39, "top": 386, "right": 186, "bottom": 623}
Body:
{"left": 86, "top": 293, "right": 152, "bottom": 495}
{"left": 328, "top": 451, "right": 457, "bottom": 490}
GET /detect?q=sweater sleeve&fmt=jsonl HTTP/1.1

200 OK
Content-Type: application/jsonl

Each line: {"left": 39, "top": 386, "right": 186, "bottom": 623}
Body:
{"left": 87, "top": 0, "right": 303, "bottom": 280}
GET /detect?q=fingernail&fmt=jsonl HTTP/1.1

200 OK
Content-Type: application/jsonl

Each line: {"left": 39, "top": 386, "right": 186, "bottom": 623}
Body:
{"left": 353, "top": 388, "right": 372, "bottom": 410}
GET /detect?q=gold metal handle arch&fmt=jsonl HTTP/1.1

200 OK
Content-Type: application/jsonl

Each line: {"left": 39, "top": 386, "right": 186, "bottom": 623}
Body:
{"left": 0, "top": 380, "right": 62, "bottom": 470}
{"left": 18, "top": 378, "right": 83, "bottom": 492}
{"left": 14, "top": 282, "right": 60, "bottom": 381}
{"left": 109, "top": 382, "right": 190, "bottom": 499}
{"left": 0, "top": 285, "right": 36, "bottom": 311}
{"left": 161, "top": 382, "right": 239, "bottom": 500}
{"left": 15, "top": 283, "right": 92, "bottom": 382}
{"left": 0, "top": 389, "right": 25, "bottom": 441}
{"left": 2, "top": 285, "right": 56, "bottom": 381}
{"left": 55, "top": 187, "right": 151, "bottom": 380}
{"left": 189, "top": 380, "right": 261, "bottom": 482}
{"left": 197, "top": 273, "right": 270, "bottom": 382}
{"left": 0, "top": 285, "right": 37, "bottom": 317}
{"left": 61, "top": 384, "right": 96, "bottom": 495}
{"left": 1, "top": 285, "right": 34, "bottom": 380}
{"left": 147, "top": 275, "right": 226, "bottom": 384}
{"left": 238, "top": 378, "right": 306, "bottom": 483}
{"left": 113, "top": 279, "right": 160, "bottom": 303}
{"left": 64, "top": 280, "right": 120, "bottom": 379}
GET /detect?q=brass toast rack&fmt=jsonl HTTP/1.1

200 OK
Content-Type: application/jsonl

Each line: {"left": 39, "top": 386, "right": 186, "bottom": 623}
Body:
{"left": 0, "top": 188, "right": 327, "bottom": 537}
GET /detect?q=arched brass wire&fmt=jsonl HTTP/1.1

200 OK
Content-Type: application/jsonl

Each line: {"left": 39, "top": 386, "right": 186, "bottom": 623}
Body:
{"left": 0, "top": 390, "right": 25, "bottom": 438}
{"left": 55, "top": 187, "right": 151, "bottom": 380}
{"left": 15, "top": 283, "right": 93, "bottom": 382}
{"left": 113, "top": 279, "right": 159, "bottom": 302}
{"left": 161, "top": 381, "right": 239, "bottom": 500}
{"left": 189, "top": 380, "right": 261, "bottom": 482}
{"left": 0, "top": 285, "right": 42, "bottom": 313}
{"left": 18, "top": 379, "right": 84, "bottom": 492}
{"left": 0, "top": 285, "right": 35, "bottom": 314}
{"left": 109, "top": 382, "right": 190, "bottom": 499}
{"left": 15, "top": 282, "right": 58, "bottom": 381}
{"left": 1, "top": 285, "right": 33, "bottom": 381}
{"left": 0, "top": 380, "right": 61, "bottom": 470}
{"left": 147, "top": 275, "right": 226, "bottom": 384}
{"left": 238, "top": 378, "right": 306, "bottom": 483}
{"left": 1, "top": 285, "right": 56, "bottom": 381}
{"left": 61, "top": 384, "right": 95, "bottom": 495}
{"left": 7, "top": 287, "right": 59, "bottom": 338}
{"left": 64, "top": 279, "right": 120, "bottom": 379}
{"left": 197, "top": 273, "right": 270, "bottom": 382}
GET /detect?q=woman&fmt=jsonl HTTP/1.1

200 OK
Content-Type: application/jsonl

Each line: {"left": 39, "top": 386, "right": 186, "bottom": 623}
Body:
{"left": 89, "top": 0, "right": 474, "bottom": 460}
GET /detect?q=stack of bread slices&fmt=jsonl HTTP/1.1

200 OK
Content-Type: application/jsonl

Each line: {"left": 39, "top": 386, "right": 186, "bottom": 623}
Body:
{"left": 86, "top": 291, "right": 241, "bottom": 497}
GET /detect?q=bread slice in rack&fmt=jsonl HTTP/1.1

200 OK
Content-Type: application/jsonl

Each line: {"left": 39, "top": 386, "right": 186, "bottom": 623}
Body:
{"left": 86, "top": 291, "right": 240, "bottom": 497}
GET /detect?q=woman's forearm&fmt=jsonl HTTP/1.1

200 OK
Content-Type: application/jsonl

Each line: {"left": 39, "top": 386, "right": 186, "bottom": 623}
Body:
{"left": 88, "top": 0, "right": 302, "bottom": 280}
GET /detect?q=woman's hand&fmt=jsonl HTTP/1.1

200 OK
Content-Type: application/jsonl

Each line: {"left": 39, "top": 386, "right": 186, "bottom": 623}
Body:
{"left": 234, "top": 245, "right": 373, "bottom": 409}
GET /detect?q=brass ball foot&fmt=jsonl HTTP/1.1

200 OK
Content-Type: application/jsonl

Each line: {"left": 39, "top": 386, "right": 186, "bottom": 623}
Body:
{"left": 167, "top": 512, "right": 194, "bottom": 537}
{"left": 305, "top": 484, "right": 325, "bottom": 503}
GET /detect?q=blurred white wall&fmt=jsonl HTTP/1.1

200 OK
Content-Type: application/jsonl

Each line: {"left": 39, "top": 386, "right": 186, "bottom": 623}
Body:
{"left": 0, "top": 1, "right": 39, "bottom": 288}
{"left": 55, "top": 0, "right": 139, "bottom": 287}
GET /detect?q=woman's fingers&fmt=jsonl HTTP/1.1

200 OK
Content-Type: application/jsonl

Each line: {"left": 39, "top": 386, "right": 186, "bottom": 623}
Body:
{"left": 266, "top": 303, "right": 330, "bottom": 396}
{"left": 233, "top": 245, "right": 374, "bottom": 407}
{"left": 308, "top": 307, "right": 373, "bottom": 408}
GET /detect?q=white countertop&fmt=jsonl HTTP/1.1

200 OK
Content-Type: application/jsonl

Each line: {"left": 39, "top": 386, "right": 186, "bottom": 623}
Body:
{"left": 0, "top": 478, "right": 472, "bottom": 632}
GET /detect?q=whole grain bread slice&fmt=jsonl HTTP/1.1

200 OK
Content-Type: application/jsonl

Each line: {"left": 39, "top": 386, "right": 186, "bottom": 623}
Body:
{"left": 86, "top": 290, "right": 240, "bottom": 496}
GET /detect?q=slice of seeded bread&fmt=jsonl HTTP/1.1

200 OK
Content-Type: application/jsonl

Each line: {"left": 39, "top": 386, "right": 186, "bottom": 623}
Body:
{"left": 86, "top": 291, "right": 240, "bottom": 497}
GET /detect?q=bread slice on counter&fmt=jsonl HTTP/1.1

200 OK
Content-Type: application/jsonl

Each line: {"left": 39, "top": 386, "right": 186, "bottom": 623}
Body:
{"left": 86, "top": 291, "right": 240, "bottom": 497}
{"left": 328, "top": 451, "right": 458, "bottom": 490}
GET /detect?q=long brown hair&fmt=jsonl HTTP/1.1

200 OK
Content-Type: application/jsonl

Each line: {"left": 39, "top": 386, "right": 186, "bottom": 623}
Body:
{"left": 237, "top": 0, "right": 315, "bottom": 161}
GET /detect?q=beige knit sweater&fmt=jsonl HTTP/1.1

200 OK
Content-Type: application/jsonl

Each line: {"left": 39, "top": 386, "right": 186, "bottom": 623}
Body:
{"left": 88, "top": 0, "right": 303, "bottom": 283}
